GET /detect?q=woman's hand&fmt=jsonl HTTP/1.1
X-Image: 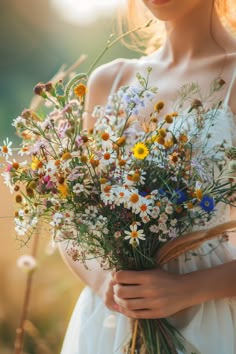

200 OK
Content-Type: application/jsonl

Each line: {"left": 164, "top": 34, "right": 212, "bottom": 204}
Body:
{"left": 99, "top": 271, "right": 120, "bottom": 312}
{"left": 112, "top": 268, "right": 192, "bottom": 319}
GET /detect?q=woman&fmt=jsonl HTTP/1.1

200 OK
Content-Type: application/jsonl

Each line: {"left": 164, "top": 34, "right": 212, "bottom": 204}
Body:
{"left": 60, "top": 1, "right": 236, "bottom": 353}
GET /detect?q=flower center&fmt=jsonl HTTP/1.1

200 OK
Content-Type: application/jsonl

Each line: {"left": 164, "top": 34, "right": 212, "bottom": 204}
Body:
{"left": 137, "top": 147, "right": 144, "bottom": 154}
{"left": 140, "top": 204, "right": 147, "bottom": 211}
{"left": 104, "top": 153, "right": 111, "bottom": 160}
{"left": 130, "top": 194, "right": 139, "bottom": 203}
{"left": 131, "top": 231, "right": 138, "bottom": 238}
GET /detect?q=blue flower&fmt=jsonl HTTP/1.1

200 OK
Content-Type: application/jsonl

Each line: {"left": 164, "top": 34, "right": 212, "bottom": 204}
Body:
{"left": 139, "top": 191, "right": 148, "bottom": 197}
{"left": 158, "top": 188, "right": 166, "bottom": 196}
{"left": 174, "top": 189, "right": 187, "bottom": 204}
{"left": 199, "top": 195, "right": 215, "bottom": 212}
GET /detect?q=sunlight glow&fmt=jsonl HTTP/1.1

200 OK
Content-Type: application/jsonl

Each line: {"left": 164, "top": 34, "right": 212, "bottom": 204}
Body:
{"left": 50, "top": 0, "right": 125, "bottom": 25}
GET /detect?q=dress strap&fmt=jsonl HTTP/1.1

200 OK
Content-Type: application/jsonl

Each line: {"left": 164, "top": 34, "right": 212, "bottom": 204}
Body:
{"left": 223, "top": 68, "right": 236, "bottom": 107}
{"left": 109, "top": 61, "right": 127, "bottom": 97}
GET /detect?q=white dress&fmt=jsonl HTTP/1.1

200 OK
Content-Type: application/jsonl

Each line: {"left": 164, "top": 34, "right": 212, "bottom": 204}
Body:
{"left": 61, "top": 68, "right": 236, "bottom": 354}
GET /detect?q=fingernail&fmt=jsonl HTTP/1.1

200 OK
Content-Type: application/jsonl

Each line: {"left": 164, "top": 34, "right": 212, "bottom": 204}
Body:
{"left": 113, "top": 304, "right": 120, "bottom": 312}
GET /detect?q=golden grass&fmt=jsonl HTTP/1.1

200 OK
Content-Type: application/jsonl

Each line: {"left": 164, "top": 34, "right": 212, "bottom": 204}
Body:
{"left": 0, "top": 179, "right": 84, "bottom": 354}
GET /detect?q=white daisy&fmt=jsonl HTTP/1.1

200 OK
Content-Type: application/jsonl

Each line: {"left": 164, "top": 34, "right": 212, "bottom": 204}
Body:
{"left": 126, "top": 191, "right": 142, "bottom": 210}
{"left": 113, "top": 187, "right": 130, "bottom": 206}
{"left": 100, "top": 151, "right": 116, "bottom": 166}
{"left": 124, "top": 224, "right": 146, "bottom": 246}
{"left": 135, "top": 199, "right": 153, "bottom": 218}
{"left": 12, "top": 115, "right": 26, "bottom": 128}
{"left": 101, "top": 191, "right": 115, "bottom": 205}
{"left": 0, "top": 138, "right": 13, "bottom": 158}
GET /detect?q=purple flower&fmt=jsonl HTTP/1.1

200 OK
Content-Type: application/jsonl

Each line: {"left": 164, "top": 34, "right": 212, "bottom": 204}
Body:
{"left": 199, "top": 195, "right": 215, "bottom": 212}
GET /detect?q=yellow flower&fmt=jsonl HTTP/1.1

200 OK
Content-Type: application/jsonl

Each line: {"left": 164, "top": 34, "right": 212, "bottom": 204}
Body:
{"left": 74, "top": 83, "right": 87, "bottom": 97}
{"left": 31, "top": 156, "right": 43, "bottom": 171}
{"left": 62, "top": 152, "right": 72, "bottom": 161}
{"left": 164, "top": 114, "right": 173, "bottom": 124}
{"left": 195, "top": 189, "right": 203, "bottom": 200}
{"left": 155, "top": 136, "right": 165, "bottom": 145}
{"left": 164, "top": 139, "right": 174, "bottom": 149}
{"left": 116, "top": 136, "right": 126, "bottom": 147}
{"left": 158, "top": 128, "right": 167, "bottom": 138}
{"left": 132, "top": 142, "right": 149, "bottom": 160}
{"left": 58, "top": 183, "right": 69, "bottom": 198}
{"left": 154, "top": 101, "right": 165, "bottom": 113}
{"left": 179, "top": 134, "right": 188, "bottom": 143}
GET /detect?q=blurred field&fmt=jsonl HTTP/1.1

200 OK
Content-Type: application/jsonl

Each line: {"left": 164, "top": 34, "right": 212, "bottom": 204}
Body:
{"left": 0, "top": 178, "right": 84, "bottom": 354}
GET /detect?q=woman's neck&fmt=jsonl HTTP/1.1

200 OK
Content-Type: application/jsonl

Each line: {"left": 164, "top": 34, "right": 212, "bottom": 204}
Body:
{"left": 158, "top": 1, "right": 235, "bottom": 66}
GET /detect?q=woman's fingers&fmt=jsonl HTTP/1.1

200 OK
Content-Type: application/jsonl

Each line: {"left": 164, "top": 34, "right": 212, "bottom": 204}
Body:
{"left": 114, "top": 269, "right": 153, "bottom": 285}
{"left": 113, "top": 284, "right": 153, "bottom": 299}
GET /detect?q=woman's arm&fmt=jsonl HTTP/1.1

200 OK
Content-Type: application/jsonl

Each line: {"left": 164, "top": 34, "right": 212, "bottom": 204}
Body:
{"left": 113, "top": 260, "right": 236, "bottom": 319}
{"left": 59, "top": 58, "right": 127, "bottom": 309}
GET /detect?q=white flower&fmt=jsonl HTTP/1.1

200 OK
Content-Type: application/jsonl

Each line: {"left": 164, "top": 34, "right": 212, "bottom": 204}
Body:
{"left": 149, "top": 224, "right": 159, "bottom": 233}
{"left": 170, "top": 219, "right": 177, "bottom": 226}
{"left": 101, "top": 191, "right": 115, "bottom": 205}
{"left": 124, "top": 224, "right": 146, "bottom": 246}
{"left": 142, "top": 215, "right": 151, "bottom": 224}
{"left": 51, "top": 212, "right": 64, "bottom": 227}
{"left": 114, "top": 231, "right": 122, "bottom": 239}
{"left": 159, "top": 212, "right": 168, "bottom": 224}
{"left": 100, "top": 130, "right": 115, "bottom": 149}
{"left": 17, "top": 255, "right": 37, "bottom": 272}
{"left": 0, "top": 138, "right": 13, "bottom": 158}
{"left": 169, "top": 228, "right": 177, "bottom": 238}
{"left": 165, "top": 205, "right": 173, "bottom": 215}
{"left": 73, "top": 183, "right": 86, "bottom": 195}
{"left": 84, "top": 206, "right": 98, "bottom": 217}
{"left": 151, "top": 206, "right": 160, "bottom": 219}
{"left": 159, "top": 234, "right": 167, "bottom": 242}
{"left": 158, "top": 222, "right": 168, "bottom": 233}
{"left": 135, "top": 199, "right": 153, "bottom": 218}
{"left": 113, "top": 187, "right": 130, "bottom": 206}
{"left": 126, "top": 191, "right": 142, "bottom": 210}
{"left": 45, "top": 160, "right": 58, "bottom": 176}
{"left": 30, "top": 217, "right": 38, "bottom": 227}
{"left": 100, "top": 151, "right": 116, "bottom": 166}
{"left": 1, "top": 171, "right": 14, "bottom": 193}
{"left": 12, "top": 116, "right": 26, "bottom": 128}
{"left": 15, "top": 218, "right": 28, "bottom": 236}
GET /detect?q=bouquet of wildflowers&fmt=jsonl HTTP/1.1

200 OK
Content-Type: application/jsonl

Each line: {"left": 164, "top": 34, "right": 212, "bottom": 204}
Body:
{"left": 1, "top": 63, "right": 236, "bottom": 354}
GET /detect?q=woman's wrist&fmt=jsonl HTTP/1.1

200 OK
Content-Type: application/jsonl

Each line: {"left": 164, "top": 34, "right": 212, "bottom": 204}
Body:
{"left": 181, "top": 260, "right": 236, "bottom": 307}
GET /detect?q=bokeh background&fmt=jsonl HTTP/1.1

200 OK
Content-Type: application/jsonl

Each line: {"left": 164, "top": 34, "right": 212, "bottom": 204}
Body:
{"left": 0, "top": 1, "right": 137, "bottom": 353}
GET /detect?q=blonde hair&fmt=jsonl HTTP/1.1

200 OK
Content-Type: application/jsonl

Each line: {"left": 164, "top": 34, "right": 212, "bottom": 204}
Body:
{"left": 118, "top": 0, "right": 236, "bottom": 54}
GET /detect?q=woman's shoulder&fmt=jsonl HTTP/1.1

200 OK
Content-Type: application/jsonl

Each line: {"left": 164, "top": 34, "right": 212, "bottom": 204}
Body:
{"left": 85, "top": 57, "right": 142, "bottom": 108}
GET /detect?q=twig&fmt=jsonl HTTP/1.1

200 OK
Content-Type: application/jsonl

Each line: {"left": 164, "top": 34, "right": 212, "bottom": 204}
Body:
{"left": 14, "top": 227, "right": 40, "bottom": 354}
